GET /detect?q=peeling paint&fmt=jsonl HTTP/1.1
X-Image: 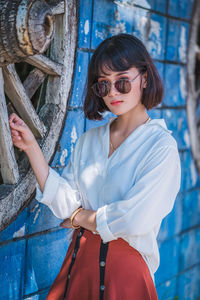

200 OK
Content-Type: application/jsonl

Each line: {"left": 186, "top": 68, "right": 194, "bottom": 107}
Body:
{"left": 183, "top": 130, "right": 190, "bottom": 147}
{"left": 147, "top": 19, "right": 162, "bottom": 56}
{"left": 109, "top": 22, "right": 126, "bottom": 35}
{"left": 95, "top": 29, "right": 108, "bottom": 41}
{"left": 165, "top": 280, "right": 170, "bottom": 287}
{"left": 166, "top": 110, "right": 172, "bottom": 118}
{"left": 13, "top": 225, "right": 25, "bottom": 238}
{"left": 30, "top": 203, "right": 39, "bottom": 213}
{"left": 138, "top": 15, "right": 148, "bottom": 42}
{"left": 84, "top": 20, "right": 89, "bottom": 35}
{"left": 71, "top": 126, "right": 78, "bottom": 143}
{"left": 109, "top": 10, "right": 126, "bottom": 35}
{"left": 113, "top": 0, "right": 135, "bottom": 7}
{"left": 178, "top": 117, "right": 183, "bottom": 131}
{"left": 114, "top": 0, "right": 150, "bottom": 8}
{"left": 60, "top": 149, "right": 68, "bottom": 167}
{"left": 137, "top": 0, "right": 150, "bottom": 8}
{"left": 180, "top": 67, "right": 186, "bottom": 100}
{"left": 33, "top": 208, "right": 41, "bottom": 224}
{"left": 190, "top": 161, "right": 198, "bottom": 186}
{"left": 179, "top": 26, "right": 186, "bottom": 62}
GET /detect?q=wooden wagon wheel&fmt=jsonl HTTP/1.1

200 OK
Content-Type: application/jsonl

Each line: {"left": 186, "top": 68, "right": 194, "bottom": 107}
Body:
{"left": 187, "top": 0, "right": 200, "bottom": 174}
{"left": 0, "top": 0, "right": 77, "bottom": 231}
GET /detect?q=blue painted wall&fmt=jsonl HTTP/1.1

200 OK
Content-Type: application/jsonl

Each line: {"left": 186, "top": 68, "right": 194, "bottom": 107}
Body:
{"left": 0, "top": 0, "right": 199, "bottom": 299}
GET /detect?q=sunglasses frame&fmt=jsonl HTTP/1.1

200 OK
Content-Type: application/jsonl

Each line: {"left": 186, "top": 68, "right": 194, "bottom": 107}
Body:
{"left": 91, "top": 71, "right": 142, "bottom": 98}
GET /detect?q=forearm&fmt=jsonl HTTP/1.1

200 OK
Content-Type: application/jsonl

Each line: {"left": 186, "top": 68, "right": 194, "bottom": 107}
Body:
{"left": 25, "top": 142, "right": 49, "bottom": 192}
{"left": 73, "top": 209, "right": 98, "bottom": 233}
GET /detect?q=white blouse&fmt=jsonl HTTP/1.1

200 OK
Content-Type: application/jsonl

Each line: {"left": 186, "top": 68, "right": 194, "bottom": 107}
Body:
{"left": 36, "top": 116, "right": 181, "bottom": 282}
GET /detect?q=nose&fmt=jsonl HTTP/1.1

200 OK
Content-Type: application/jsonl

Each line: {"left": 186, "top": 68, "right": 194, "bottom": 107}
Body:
{"left": 107, "top": 82, "right": 120, "bottom": 97}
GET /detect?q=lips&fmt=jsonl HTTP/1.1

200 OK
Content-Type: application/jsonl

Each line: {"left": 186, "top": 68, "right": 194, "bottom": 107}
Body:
{"left": 110, "top": 100, "right": 123, "bottom": 105}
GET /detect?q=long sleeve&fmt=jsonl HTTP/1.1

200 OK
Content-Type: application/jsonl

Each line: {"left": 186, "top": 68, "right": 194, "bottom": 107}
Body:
{"left": 35, "top": 141, "right": 82, "bottom": 219}
{"left": 96, "top": 145, "right": 181, "bottom": 242}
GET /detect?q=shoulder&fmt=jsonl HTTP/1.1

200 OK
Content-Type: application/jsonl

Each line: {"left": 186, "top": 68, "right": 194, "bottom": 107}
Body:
{"left": 139, "top": 119, "right": 181, "bottom": 173}
{"left": 145, "top": 118, "right": 178, "bottom": 150}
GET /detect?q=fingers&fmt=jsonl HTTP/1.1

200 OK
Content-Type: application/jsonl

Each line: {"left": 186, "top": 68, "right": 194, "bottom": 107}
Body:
{"left": 11, "top": 129, "right": 21, "bottom": 140}
{"left": 60, "top": 219, "right": 72, "bottom": 228}
{"left": 9, "top": 114, "right": 24, "bottom": 141}
{"left": 9, "top": 113, "right": 26, "bottom": 132}
{"left": 11, "top": 131, "right": 22, "bottom": 141}
{"left": 9, "top": 113, "right": 23, "bottom": 124}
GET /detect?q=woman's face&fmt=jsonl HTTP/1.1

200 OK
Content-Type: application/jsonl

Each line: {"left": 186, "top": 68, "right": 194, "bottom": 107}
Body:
{"left": 98, "top": 66, "right": 147, "bottom": 116}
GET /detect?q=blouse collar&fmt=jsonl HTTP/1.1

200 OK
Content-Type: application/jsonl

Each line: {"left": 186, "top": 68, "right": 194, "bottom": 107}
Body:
{"left": 108, "top": 116, "right": 172, "bottom": 134}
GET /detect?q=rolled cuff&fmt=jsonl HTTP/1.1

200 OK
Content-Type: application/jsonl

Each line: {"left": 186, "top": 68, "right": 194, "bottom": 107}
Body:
{"left": 35, "top": 167, "right": 59, "bottom": 206}
{"left": 96, "top": 205, "right": 116, "bottom": 242}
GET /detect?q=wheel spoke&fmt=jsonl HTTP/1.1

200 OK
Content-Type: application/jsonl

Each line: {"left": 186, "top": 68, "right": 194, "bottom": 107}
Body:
{"left": 0, "top": 68, "right": 19, "bottom": 184}
{"left": 25, "top": 54, "right": 63, "bottom": 76}
{"left": 50, "top": 0, "right": 64, "bottom": 15}
{"left": 2, "top": 64, "right": 46, "bottom": 138}
{"left": 196, "top": 88, "right": 200, "bottom": 100}
{"left": 23, "top": 68, "right": 46, "bottom": 99}
{"left": 196, "top": 44, "right": 200, "bottom": 59}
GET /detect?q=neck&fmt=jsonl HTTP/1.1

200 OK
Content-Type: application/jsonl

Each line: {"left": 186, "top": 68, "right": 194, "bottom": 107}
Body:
{"left": 112, "top": 105, "right": 149, "bottom": 135}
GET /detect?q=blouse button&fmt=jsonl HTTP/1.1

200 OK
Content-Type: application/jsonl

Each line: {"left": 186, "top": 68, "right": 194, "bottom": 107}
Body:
{"left": 78, "top": 231, "right": 82, "bottom": 237}
{"left": 100, "top": 261, "right": 105, "bottom": 267}
{"left": 100, "top": 285, "right": 105, "bottom": 291}
{"left": 72, "top": 252, "right": 76, "bottom": 258}
{"left": 68, "top": 274, "right": 70, "bottom": 279}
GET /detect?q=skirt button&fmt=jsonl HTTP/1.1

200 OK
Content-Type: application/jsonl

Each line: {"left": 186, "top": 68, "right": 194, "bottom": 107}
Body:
{"left": 100, "top": 261, "right": 106, "bottom": 267}
{"left": 78, "top": 231, "right": 82, "bottom": 237}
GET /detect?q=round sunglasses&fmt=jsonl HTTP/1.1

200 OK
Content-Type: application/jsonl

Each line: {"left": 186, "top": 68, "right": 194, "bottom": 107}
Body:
{"left": 91, "top": 72, "right": 141, "bottom": 98}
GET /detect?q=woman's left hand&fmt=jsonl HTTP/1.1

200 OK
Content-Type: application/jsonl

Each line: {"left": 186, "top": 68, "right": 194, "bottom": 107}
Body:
{"left": 60, "top": 209, "right": 97, "bottom": 232}
{"left": 60, "top": 218, "right": 72, "bottom": 228}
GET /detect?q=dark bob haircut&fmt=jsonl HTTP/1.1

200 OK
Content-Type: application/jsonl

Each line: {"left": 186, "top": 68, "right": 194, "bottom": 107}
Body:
{"left": 83, "top": 33, "right": 163, "bottom": 120}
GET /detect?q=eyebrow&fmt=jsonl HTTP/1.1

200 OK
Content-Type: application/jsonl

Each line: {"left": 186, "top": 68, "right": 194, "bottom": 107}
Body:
{"left": 98, "top": 71, "right": 129, "bottom": 78}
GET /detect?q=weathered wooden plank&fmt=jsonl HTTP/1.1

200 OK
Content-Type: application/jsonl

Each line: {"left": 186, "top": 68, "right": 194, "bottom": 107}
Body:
{"left": 23, "top": 68, "right": 46, "bottom": 99}
{"left": 2, "top": 64, "right": 46, "bottom": 138}
{"left": 186, "top": 0, "right": 200, "bottom": 173}
{"left": 0, "top": 0, "right": 55, "bottom": 67}
{"left": 196, "top": 45, "right": 200, "bottom": 60}
{"left": 25, "top": 55, "right": 63, "bottom": 76}
{"left": 0, "top": 68, "right": 19, "bottom": 184}
{"left": 28, "top": 0, "right": 54, "bottom": 53}
{"left": 45, "top": 0, "right": 76, "bottom": 109}
{"left": 196, "top": 88, "right": 200, "bottom": 100}
{"left": 50, "top": 0, "right": 65, "bottom": 15}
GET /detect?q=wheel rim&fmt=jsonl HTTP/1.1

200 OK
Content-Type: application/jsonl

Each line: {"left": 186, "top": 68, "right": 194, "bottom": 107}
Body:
{"left": 186, "top": 0, "right": 200, "bottom": 174}
{"left": 0, "top": 0, "right": 78, "bottom": 231}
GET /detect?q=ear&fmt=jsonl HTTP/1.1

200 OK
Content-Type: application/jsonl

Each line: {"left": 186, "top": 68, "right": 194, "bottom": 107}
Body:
{"left": 142, "top": 72, "right": 147, "bottom": 88}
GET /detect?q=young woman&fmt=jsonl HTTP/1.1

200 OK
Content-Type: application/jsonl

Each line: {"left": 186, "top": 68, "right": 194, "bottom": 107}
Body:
{"left": 9, "top": 33, "right": 181, "bottom": 300}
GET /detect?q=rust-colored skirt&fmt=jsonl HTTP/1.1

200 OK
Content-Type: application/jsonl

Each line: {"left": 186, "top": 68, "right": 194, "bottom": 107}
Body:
{"left": 46, "top": 227, "right": 158, "bottom": 300}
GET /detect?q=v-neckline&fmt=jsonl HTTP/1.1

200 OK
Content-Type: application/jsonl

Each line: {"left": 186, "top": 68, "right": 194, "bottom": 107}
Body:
{"left": 106, "top": 117, "right": 152, "bottom": 160}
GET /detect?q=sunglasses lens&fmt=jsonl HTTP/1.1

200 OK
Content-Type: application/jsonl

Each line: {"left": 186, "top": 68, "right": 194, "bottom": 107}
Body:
{"left": 92, "top": 81, "right": 110, "bottom": 97}
{"left": 115, "top": 79, "right": 131, "bottom": 94}
{"left": 92, "top": 79, "right": 132, "bottom": 97}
